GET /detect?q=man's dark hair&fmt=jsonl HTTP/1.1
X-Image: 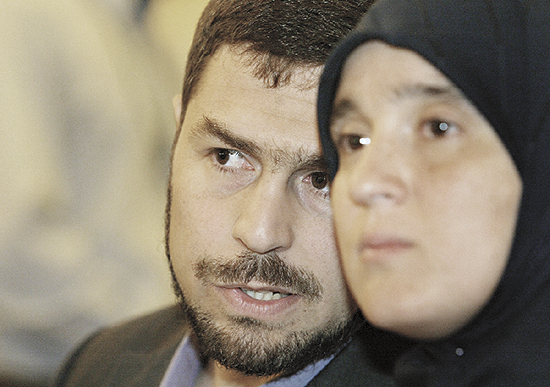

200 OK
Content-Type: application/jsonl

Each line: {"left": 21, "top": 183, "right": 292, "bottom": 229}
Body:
{"left": 177, "top": 0, "right": 375, "bottom": 130}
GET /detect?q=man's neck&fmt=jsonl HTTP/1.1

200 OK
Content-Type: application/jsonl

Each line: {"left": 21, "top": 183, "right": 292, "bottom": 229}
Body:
{"left": 195, "top": 360, "right": 276, "bottom": 387}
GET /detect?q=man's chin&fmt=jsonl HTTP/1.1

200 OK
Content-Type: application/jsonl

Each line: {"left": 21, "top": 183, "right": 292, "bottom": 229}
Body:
{"left": 170, "top": 262, "right": 361, "bottom": 377}
{"left": 184, "top": 299, "right": 362, "bottom": 377}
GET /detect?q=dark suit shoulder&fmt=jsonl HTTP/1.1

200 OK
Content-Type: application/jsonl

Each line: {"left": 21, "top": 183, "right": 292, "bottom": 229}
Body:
{"left": 55, "top": 306, "right": 187, "bottom": 387}
{"left": 307, "top": 324, "right": 412, "bottom": 387}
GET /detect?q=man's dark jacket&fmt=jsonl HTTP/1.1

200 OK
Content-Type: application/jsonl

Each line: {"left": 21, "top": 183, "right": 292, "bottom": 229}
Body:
{"left": 55, "top": 306, "right": 403, "bottom": 387}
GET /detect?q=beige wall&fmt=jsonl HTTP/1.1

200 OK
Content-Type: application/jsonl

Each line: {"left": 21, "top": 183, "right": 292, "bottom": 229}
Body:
{"left": 146, "top": 0, "right": 211, "bottom": 76}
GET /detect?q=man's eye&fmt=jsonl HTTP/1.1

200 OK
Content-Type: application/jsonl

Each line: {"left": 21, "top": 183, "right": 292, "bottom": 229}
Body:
{"left": 309, "top": 171, "right": 329, "bottom": 190}
{"left": 216, "top": 149, "right": 234, "bottom": 165}
{"left": 214, "top": 148, "right": 247, "bottom": 168}
{"left": 211, "top": 148, "right": 254, "bottom": 172}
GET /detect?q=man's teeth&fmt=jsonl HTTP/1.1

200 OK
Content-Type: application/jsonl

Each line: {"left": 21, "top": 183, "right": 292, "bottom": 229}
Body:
{"left": 241, "top": 288, "right": 290, "bottom": 301}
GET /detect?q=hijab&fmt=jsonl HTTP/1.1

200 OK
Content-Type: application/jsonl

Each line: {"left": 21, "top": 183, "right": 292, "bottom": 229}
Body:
{"left": 317, "top": 0, "right": 550, "bottom": 384}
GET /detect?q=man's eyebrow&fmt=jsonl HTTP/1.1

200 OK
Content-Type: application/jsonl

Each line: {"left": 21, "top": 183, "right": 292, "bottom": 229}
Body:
{"left": 191, "top": 116, "right": 262, "bottom": 158}
{"left": 191, "top": 115, "right": 327, "bottom": 172}
{"left": 293, "top": 153, "right": 328, "bottom": 172}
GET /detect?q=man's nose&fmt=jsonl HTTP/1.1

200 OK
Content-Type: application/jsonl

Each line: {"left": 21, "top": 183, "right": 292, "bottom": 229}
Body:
{"left": 232, "top": 176, "right": 293, "bottom": 254}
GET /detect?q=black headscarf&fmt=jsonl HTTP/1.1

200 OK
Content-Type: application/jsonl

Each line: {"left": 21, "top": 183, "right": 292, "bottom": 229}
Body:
{"left": 318, "top": 0, "right": 550, "bottom": 385}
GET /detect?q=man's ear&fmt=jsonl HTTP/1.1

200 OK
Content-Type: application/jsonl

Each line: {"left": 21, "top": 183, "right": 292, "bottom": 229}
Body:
{"left": 172, "top": 94, "right": 182, "bottom": 126}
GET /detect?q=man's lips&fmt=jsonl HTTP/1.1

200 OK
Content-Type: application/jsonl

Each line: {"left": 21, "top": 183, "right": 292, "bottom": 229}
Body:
{"left": 239, "top": 287, "right": 291, "bottom": 301}
{"left": 213, "top": 285, "right": 301, "bottom": 320}
{"left": 220, "top": 283, "right": 294, "bottom": 301}
{"left": 192, "top": 253, "right": 322, "bottom": 320}
{"left": 193, "top": 253, "right": 323, "bottom": 302}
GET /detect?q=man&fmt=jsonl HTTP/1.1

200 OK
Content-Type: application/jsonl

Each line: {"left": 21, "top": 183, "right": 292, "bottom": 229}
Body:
{"left": 55, "top": 1, "right": 407, "bottom": 386}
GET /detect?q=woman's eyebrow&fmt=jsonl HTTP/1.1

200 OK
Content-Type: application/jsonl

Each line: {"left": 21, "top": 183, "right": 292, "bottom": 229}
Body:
{"left": 330, "top": 82, "right": 464, "bottom": 128}
{"left": 392, "top": 82, "right": 463, "bottom": 102}
{"left": 331, "top": 99, "right": 356, "bottom": 125}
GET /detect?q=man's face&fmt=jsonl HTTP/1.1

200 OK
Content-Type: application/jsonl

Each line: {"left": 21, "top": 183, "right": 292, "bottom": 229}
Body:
{"left": 329, "top": 41, "right": 522, "bottom": 340}
{"left": 168, "top": 46, "right": 355, "bottom": 376}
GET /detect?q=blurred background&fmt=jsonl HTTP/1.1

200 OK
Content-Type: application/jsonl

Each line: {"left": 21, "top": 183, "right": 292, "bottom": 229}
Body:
{"left": 0, "top": 1, "right": 209, "bottom": 386}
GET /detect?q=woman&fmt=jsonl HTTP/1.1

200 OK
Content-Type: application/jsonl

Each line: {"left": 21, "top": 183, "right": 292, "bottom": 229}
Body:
{"left": 317, "top": 0, "right": 550, "bottom": 384}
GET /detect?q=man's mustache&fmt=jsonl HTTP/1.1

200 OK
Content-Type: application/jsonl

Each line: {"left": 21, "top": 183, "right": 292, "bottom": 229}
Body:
{"left": 193, "top": 251, "right": 323, "bottom": 302}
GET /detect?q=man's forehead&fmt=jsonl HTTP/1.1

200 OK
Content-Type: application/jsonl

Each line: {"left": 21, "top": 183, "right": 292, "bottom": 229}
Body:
{"left": 211, "top": 45, "right": 323, "bottom": 90}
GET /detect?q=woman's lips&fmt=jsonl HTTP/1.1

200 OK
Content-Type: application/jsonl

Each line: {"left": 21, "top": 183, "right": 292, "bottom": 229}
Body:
{"left": 359, "top": 234, "right": 414, "bottom": 260}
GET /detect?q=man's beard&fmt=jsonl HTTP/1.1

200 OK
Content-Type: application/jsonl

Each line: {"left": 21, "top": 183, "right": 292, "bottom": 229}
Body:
{"left": 167, "top": 251, "right": 362, "bottom": 377}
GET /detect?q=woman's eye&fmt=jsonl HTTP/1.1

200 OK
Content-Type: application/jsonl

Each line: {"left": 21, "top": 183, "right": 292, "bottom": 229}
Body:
{"left": 335, "top": 134, "right": 370, "bottom": 153}
{"left": 423, "top": 120, "right": 458, "bottom": 138}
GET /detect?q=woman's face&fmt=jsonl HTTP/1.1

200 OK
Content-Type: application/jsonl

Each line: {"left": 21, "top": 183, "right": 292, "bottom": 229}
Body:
{"left": 329, "top": 41, "right": 523, "bottom": 340}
